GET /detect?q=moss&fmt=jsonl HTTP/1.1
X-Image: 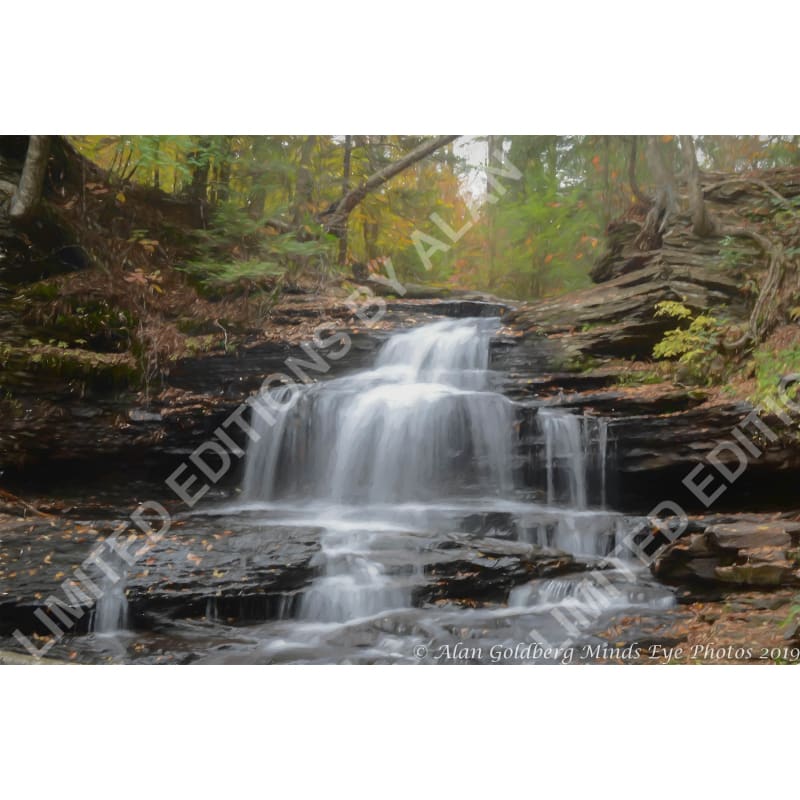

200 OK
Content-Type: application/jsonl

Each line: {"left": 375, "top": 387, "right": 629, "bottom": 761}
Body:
{"left": 21, "top": 282, "right": 60, "bottom": 301}
{"left": 14, "top": 290, "right": 135, "bottom": 352}
{"left": 568, "top": 354, "right": 600, "bottom": 372}
{"left": 181, "top": 334, "right": 223, "bottom": 357}
{"left": 615, "top": 369, "right": 663, "bottom": 386}
{"left": 0, "top": 344, "right": 139, "bottom": 394}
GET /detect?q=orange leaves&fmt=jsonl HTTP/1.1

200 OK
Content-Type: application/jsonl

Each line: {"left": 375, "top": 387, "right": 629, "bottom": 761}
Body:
{"left": 544, "top": 254, "right": 554, "bottom": 265}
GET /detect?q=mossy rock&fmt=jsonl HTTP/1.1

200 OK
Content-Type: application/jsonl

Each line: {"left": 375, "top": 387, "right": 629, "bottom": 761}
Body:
{"left": 0, "top": 344, "right": 139, "bottom": 395}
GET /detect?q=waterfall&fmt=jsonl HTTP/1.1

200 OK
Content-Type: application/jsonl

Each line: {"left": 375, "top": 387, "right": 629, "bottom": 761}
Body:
{"left": 243, "top": 318, "right": 514, "bottom": 504}
{"left": 242, "top": 317, "right": 514, "bottom": 621}
{"left": 537, "top": 409, "right": 609, "bottom": 509}
{"left": 92, "top": 576, "right": 129, "bottom": 634}
{"left": 227, "top": 314, "right": 671, "bottom": 659}
{"left": 299, "top": 528, "right": 409, "bottom": 623}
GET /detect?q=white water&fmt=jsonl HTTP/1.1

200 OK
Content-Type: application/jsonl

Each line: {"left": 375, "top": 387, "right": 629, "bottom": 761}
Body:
{"left": 85, "top": 316, "right": 673, "bottom": 661}
{"left": 242, "top": 318, "right": 515, "bottom": 621}
{"left": 538, "top": 409, "right": 609, "bottom": 509}
{"left": 237, "top": 317, "right": 668, "bottom": 636}
{"left": 243, "top": 318, "right": 514, "bottom": 505}
{"left": 92, "top": 578, "right": 129, "bottom": 634}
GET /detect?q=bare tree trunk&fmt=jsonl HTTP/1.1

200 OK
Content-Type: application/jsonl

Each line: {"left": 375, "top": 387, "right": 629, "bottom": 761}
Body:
{"left": 216, "top": 136, "right": 232, "bottom": 204}
{"left": 9, "top": 136, "right": 51, "bottom": 221}
{"left": 486, "top": 135, "right": 499, "bottom": 287}
{"left": 628, "top": 136, "right": 648, "bottom": 206}
{"left": 636, "top": 136, "right": 678, "bottom": 249}
{"left": 680, "top": 135, "right": 715, "bottom": 237}
{"left": 153, "top": 138, "right": 160, "bottom": 191}
{"left": 292, "top": 135, "right": 317, "bottom": 225}
{"left": 338, "top": 135, "right": 353, "bottom": 266}
{"left": 188, "top": 137, "right": 211, "bottom": 204}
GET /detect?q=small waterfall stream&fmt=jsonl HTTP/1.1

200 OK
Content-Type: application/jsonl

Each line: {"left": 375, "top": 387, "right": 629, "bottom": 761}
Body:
{"left": 233, "top": 316, "right": 672, "bottom": 660}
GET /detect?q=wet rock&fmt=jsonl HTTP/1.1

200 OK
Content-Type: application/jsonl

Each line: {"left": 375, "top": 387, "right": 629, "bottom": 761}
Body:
{"left": 0, "top": 514, "right": 323, "bottom": 635}
{"left": 714, "top": 563, "right": 794, "bottom": 586}
{"left": 459, "top": 512, "right": 518, "bottom": 539}
{"left": 652, "top": 516, "right": 800, "bottom": 595}
{"left": 706, "top": 521, "right": 800, "bottom": 550}
{"left": 125, "top": 523, "right": 323, "bottom": 626}
{"left": 415, "top": 534, "right": 584, "bottom": 605}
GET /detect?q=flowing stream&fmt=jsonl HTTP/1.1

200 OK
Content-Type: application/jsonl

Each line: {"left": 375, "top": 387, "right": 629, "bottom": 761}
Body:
{"left": 84, "top": 316, "right": 674, "bottom": 663}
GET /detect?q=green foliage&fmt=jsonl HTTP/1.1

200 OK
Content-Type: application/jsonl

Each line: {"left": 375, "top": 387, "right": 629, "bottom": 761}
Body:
{"left": 718, "top": 235, "right": 757, "bottom": 272}
{"left": 183, "top": 205, "right": 336, "bottom": 291}
{"left": 69, "top": 134, "right": 800, "bottom": 301}
{"left": 750, "top": 340, "right": 800, "bottom": 406}
{"left": 615, "top": 368, "right": 664, "bottom": 386}
{"left": 653, "top": 301, "right": 722, "bottom": 382}
{"left": 653, "top": 300, "right": 693, "bottom": 321}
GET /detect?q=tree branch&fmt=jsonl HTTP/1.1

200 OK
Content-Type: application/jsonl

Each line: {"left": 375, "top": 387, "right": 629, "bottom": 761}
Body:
{"left": 321, "top": 135, "right": 458, "bottom": 233}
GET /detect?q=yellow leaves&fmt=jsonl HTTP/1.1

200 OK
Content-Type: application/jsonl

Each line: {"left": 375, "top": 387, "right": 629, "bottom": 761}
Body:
{"left": 116, "top": 191, "right": 126, "bottom": 204}
{"left": 136, "top": 238, "right": 160, "bottom": 255}
{"left": 54, "top": 571, "right": 65, "bottom": 580}
{"left": 44, "top": 553, "right": 53, "bottom": 565}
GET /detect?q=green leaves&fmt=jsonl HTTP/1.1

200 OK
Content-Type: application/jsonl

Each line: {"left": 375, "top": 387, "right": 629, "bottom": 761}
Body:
{"left": 653, "top": 302, "right": 722, "bottom": 382}
{"left": 654, "top": 300, "right": 693, "bottom": 321}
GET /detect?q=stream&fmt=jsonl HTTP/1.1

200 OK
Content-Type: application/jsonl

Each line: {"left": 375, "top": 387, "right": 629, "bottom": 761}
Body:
{"left": 61, "top": 317, "right": 675, "bottom": 663}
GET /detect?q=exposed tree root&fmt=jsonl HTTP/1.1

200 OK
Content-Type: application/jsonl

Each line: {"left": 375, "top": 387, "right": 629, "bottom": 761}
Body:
{"left": 720, "top": 227, "right": 788, "bottom": 351}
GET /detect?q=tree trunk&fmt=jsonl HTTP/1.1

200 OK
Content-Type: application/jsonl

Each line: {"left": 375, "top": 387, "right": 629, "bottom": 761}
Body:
{"left": 486, "top": 135, "right": 499, "bottom": 286}
{"left": 188, "top": 137, "right": 211, "bottom": 205}
{"left": 338, "top": 135, "right": 353, "bottom": 266}
{"left": 680, "top": 135, "right": 715, "bottom": 237}
{"left": 628, "top": 136, "right": 648, "bottom": 206}
{"left": 636, "top": 136, "right": 678, "bottom": 249}
{"left": 292, "top": 135, "right": 317, "bottom": 226}
{"left": 9, "top": 136, "right": 51, "bottom": 221}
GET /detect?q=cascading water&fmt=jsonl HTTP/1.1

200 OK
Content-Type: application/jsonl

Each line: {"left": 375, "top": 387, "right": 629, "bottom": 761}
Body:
{"left": 243, "top": 318, "right": 514, "bottom": 504}
{"left": 537, "top": 408, "right": 609, "bottom": 509}
{"left": 92, "top": 576, "right": 129, "bottom": 634}
{"left": 242, "top": 317, "right": 516, "bottom": 623}
{"left": 97, "top": 314, "right": 674, "bottom": 664}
